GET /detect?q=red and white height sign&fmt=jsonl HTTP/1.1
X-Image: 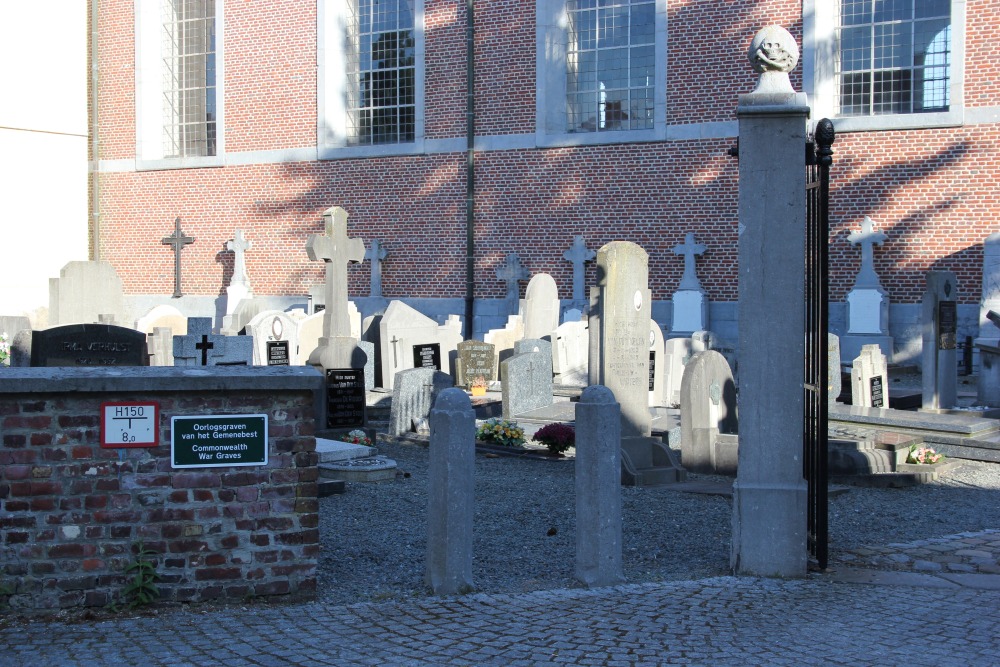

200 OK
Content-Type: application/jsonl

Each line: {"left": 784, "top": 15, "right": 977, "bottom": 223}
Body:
{"left": 100, "top": 402, "right": 159, "bottom": 448}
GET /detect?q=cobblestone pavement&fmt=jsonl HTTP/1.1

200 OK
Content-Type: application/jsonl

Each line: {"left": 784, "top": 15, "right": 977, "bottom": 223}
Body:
{"left": 3, "top": 569, "right": 1000, "bottom": 667}
{"left": 834, "top": 529, "right": 1000, "bottom": 575}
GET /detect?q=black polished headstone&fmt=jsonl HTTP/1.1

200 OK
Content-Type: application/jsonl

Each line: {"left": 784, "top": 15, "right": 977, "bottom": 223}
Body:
{"left": 326, "top": 368, "right": 366, "bottom": 428}
{"left": 413, "top": 342, "right": 441, "bottom": 370}
{"left": 30, "top": 324, "right": 148, "bottom": 367}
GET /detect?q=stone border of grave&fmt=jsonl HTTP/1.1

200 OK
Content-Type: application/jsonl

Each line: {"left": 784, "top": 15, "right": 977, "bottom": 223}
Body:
{"left": 385, "top": 433, "right": 574, "bottom": 462}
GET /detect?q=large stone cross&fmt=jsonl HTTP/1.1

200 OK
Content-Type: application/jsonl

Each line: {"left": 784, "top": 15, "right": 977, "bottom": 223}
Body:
{"left": 226, "top": 229, "right": 252, "bottom": 287}
{"left": 365, "top": 238, "right": 389, "bottom": 298}
{"left": 496, "top": 253, "right": 530, "bottom": 302}
{"left": 673, "top": 232, "right": 706, "bottom": 291}
{"left": 161, "top": 217, "right": 195, "bottom": 298}
{"left": 848, "top": 216, "right": 887, "bottom": 289}
{"left": 306, "top": 207, "right": 366, "bottom": 338}
{"left": 563, "top": 235, "right": 596, "bottom": 301}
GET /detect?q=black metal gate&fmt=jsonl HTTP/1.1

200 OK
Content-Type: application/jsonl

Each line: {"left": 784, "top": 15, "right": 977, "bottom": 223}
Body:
{"left": 804, "top": 119, "right": 835, "bottom": 570}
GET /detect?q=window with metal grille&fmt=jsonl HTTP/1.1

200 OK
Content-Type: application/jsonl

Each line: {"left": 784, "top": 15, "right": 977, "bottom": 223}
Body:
{"left": 161, "top": 0, "right": 217, "bottom": 157}
{"left": 566, "top": 0, "right": 655, "bottom": 133}
{"left": 835, "top": 0, "right": 950, "bottom": 116}
{"left": 347, "top": 0, "right": 416, "bottom": 145}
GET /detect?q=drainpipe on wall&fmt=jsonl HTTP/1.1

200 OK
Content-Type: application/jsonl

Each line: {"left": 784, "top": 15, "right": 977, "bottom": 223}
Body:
{"left": 463, "top": 0, "right": 476, "bottom": 340}
{"left": 90, "top": 0, "right": 101, "bottom": 261}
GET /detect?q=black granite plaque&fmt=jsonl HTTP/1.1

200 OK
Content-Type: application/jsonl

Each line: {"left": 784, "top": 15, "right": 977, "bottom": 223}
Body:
{"left": 869, "top": 375, "right": 884, "bottom": 408}
{"left": 648, "top": 351, "right": 656, "bottom": 392}
{"left": 30, "top": 324, "right": 148, "bottom": 367}
{"left": 938, "top": 300, "right": 957, "bottom": 350}
{"left": 326, "top": 368, "right": 365, "bottom": 428}
{"left": 413, "top": 343, "right": 441, "bottom": 370}
{"left": 266, "top": 340, "right": 290, "bottom": 366}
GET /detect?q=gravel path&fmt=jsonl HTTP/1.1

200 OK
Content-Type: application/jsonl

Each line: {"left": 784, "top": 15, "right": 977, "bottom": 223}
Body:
{"left": 317, "top": 435, "right": 1000, "bottom": 607}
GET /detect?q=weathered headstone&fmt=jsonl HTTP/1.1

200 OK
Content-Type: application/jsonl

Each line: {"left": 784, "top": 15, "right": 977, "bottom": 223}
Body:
{"left": 10, "top": 329, "right": 32, "bottom": 367}
{"left": 842, "top": 216, "right": 893, "bottom": 363}
{"left": 563, "top": 235, "right": 596, "bottom": 314}
{"left": 501, "top": 349, "right": 553, "bottom": 419}
{"left": 828, "top": 332, "right": 842, "bottom": 404}
{"left": 379, "top": 301, "right": 459, "bottom": 389}
{"left": 483, "top": 314, "right": 524, "bottom": 365}
{"left": 426, "top": 388, "right": 476, "bottom": 595}
{"left": 851, "top": 344, "right": 888, "bottom": 408}
{"left": 922, "top": 270, "right": 959, "bottom": 410}
{"left": 662, "top": 337, "right": 693, "bottom": 407}
{"left": 670, "top": 232, "right": 709, "bottom": 335}
{"left": 589, "top": 242, "right": 653, "bottom": 437}
{"left": 135, "top": 304, "right": 188, "bottom": 336}
{"left": 388, "top": 367, "right": 453, "bottom": 436}
{"left": 455, "top": 340, "right": 497, "bottom": 387}
{"left": 48, "top": 261, "right": 125, "bottom": 326}
{"left": 680, "top": 350, "right": 738, "bottom": 474}
{"left": 552, "top": 319, "right": 589, "bottom": 386}
{"left": 574, "top": 385, "right": 624, "bottom": 588}
{"left": 30, "top": 324, "right": 148, "bottom": 367}
{"left": 244, "top": 310, "right": 300, "bottom": 366}
{"left": 305, "top": 206, "right": 366, "bottom": 371}
{"left": 173, "top": 317, "right": 253, "bottom": 366}
{"left": 146, "top": 327, "right": 175, "bottom": 366}
{"left": 522, "top": 273, "right": 560, "bottom": 341}
{"left": 589, "top": 241, "right": 684, "bottom": 486}
{"left": 648, "top": 321, "right": 665, "bottom": 406}
{"left": 977, "top": 233, "right": 1000, "bottom": 350}
{"left": 161, "top": 217, "right": 195, "bottom": 298}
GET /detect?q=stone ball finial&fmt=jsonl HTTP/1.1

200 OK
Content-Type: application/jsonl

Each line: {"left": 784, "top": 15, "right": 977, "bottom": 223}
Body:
{"left": 747, "top": 26, "right": 799, "bottom": 94}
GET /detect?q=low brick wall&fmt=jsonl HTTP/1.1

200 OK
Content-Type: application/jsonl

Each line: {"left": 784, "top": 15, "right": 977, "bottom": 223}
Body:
{"left": 0, "top": 367, "right": 323, "bottom": 612}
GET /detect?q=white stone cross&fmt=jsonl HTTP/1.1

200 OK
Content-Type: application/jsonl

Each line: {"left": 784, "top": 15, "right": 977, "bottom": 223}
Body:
{"left": 673, "top": 232, "right": 706, "bottom": 290}
{"left": 306, "top": 207, "right": 366, "bottom": 338}
{"left": 563, "top": 235, "right": 596, "bottom": 301}
{"left": 848, "top": 216, "right": 887, "bottom": 289}
{"left": 365, "top": 238, "right": 389, "bottom": 298}
{"left": 226, "top": 229, "right": 252, "bottom": 287}
{"left": 496, "top": 253, "right": 530, "bottom": 302}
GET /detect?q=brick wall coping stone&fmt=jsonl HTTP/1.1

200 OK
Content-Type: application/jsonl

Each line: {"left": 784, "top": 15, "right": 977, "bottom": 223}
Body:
{"left": 0, "top": 366, "right": 324, "bottom": 394}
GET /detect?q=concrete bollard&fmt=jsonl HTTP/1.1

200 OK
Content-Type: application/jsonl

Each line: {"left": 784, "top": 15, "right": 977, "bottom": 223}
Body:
{"left": 425, "top": 387, "right": 476, "bottom": 595}
{"left": 574, "top": 384, "right": 625, "bottom": 588}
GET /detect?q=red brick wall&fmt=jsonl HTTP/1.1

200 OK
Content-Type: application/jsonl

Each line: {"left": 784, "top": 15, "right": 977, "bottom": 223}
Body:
{"left": 0, "top": 373, "right": 319, "bottom": 611}
{"left": 94, "top": 0, "right": 1000, "bottom": 306}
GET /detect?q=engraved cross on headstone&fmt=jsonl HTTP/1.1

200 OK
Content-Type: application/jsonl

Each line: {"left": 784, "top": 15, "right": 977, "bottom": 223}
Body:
{"left": 306, "top": 206, "right": 366, "bottom": 339}
{"left": 162, "top": 217, "right": 195, "bottom": 298}
{"left": 563, "top": 235, "right": 596, "bottom": 302}
{"left": 365, "top": 239, "right": 389, "bottom": 298}
{"left": 673, "top": 232, "right": 706, "bottom": 291}
{"left": 226, "top": 229, "right": 252, "bottom": 287}
{"left": 848, "top": 216, "right": 887, "bottom": 289}
{"left": 496, "top": 253, "right": 530, "bottom": 302}
{"left": 195, "top": 335, "right": 215, "bottom": 366}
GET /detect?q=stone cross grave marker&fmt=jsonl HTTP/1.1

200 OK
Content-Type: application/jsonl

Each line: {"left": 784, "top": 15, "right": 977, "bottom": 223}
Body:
{"left": 161, "top": 217, "right": 195, "bottom": 298}
{"left": 496, "top": 253, "right": 530, "bottom": 312}
{"left": 365, "top": 239, "right": 389, "bottom": 298}
{"left": 226, "top": 229, "right": 253, "bottom": 288}
{"left": 563, "top": 235, "right": 596, "bottom": 303}
{"left": 173, "top": 317, "right": 253, "bottom": 366}
{"left": 847, "top": 216, "right": 886, "bottom": 289}
{"left": 306, "top": 206, "right": 366, "bottom": 340}
{"left": 673, "top": 232, "right": 706, "bottom": 291}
